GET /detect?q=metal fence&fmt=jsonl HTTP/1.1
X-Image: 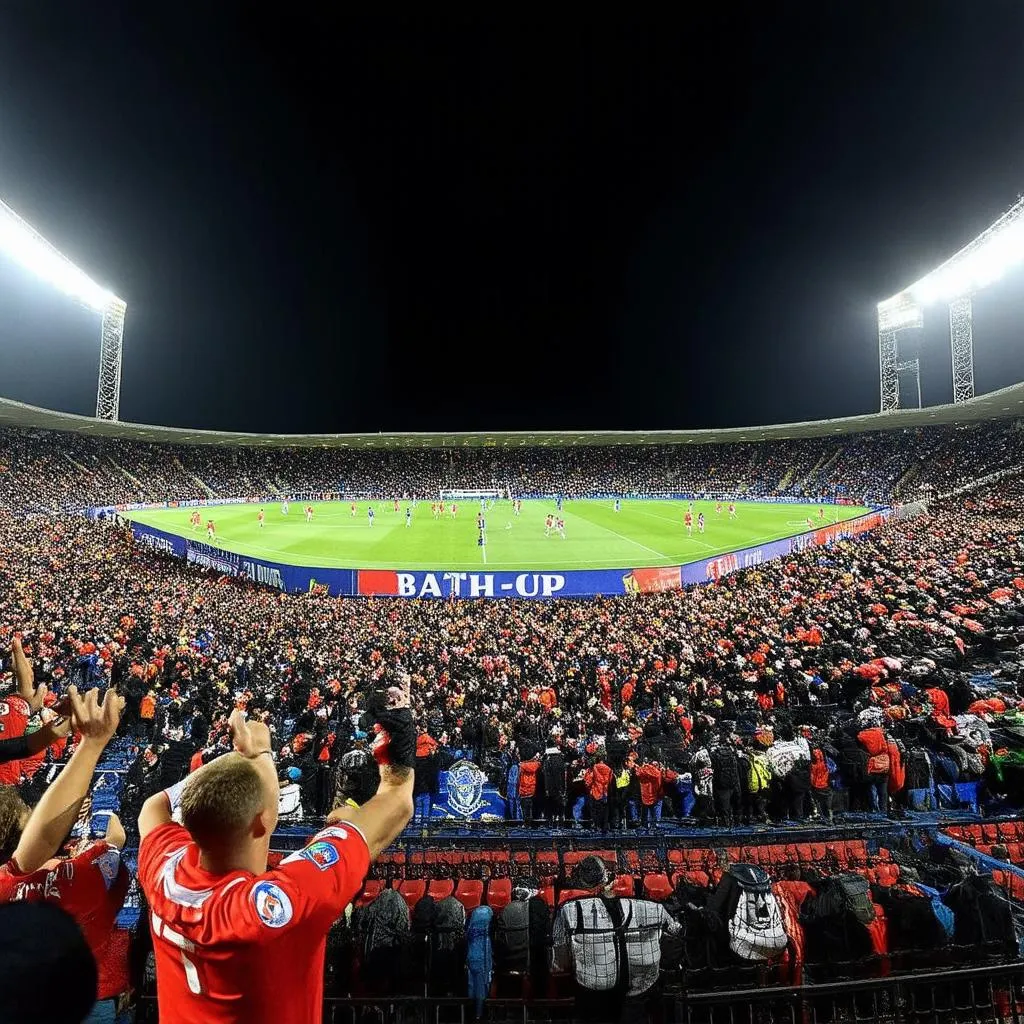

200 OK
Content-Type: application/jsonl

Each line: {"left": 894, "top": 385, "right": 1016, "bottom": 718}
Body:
{"left": 137, "top": 960, "right": 1024, "bottom": 1024}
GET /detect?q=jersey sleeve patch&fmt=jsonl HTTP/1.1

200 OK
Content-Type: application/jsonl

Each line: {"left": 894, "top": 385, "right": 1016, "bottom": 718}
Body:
{"left": 252, "top": 880, "right": 293, "bottom": 929}
{"left": 300, "top": 841, "right": 339, "bottom": 871}
{"left": 93, "top": 848, "right": 122, "bottom": 891}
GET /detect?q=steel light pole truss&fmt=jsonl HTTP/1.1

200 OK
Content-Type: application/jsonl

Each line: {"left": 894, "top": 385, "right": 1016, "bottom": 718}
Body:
{"left": 97, "top": 299, "right": 127, "bottom": 421}
{"left": 949, "top": 297, "right": 975, "bottom": 404}
{"left": 877, "top": 195, "right": 1024, "bottom": 410}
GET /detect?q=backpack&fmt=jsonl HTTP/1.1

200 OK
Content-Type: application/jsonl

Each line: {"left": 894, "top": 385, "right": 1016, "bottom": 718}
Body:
{"left": 494, "top": 900, "right": 531, "bottom": 972}
{"left": 430, "top": 897, "right": 467, "bottom": 996}
{"left": 711, "top": 746, "right": 740, "bottom": 789}
{"left": 568, "top": 897, "right": 633, "bottom": 995}
{"left": 466, "top": 905, "right": 494, "bottom": 973}
{"left": 723, "top": 864, "right": 789, "bottom": 961}
{"left": 810, "top": 749, "right": 830, "bottom": 790}
{"left": 361, "top": 889, "right": 411, "bottom": 989}
{"left": 866, "top": 751, "right": 891, "bottom": 775}
{"left": 905, "top": 749, "right": 934, "bottom": 790}
{"left": 748, "top": 752, "right": 771, "bottom": 793}
{"left": 942, "top": 874, "right": 1018, "bottom": 952}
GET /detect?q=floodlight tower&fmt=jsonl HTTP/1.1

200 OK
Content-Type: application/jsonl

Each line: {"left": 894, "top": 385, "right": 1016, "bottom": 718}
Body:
{"left": 0, "top": 198, "right": 126, "bottom": 421}
{"left": 877, "top": 196, "right": 1024, "bottom": 411}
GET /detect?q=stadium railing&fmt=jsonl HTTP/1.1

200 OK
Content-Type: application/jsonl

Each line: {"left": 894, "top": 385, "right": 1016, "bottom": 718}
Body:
{"left": 135, "top": 960, "right": 1024, "bottom": 1024}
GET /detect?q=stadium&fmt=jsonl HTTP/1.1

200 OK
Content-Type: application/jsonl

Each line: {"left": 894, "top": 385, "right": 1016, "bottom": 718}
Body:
{"left": 4, "top": 18, "right": 1024, "bottom": 1024}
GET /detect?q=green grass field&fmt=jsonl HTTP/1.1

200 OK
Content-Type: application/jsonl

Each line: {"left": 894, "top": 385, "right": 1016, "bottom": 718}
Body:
{"left": 125, "top": 499, "right": 872, "bottom": 572}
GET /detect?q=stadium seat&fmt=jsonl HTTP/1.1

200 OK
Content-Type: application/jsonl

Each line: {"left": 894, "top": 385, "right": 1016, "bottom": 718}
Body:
{"left": 612, "top": 875, "right": 635, "bottom": 897}
{"left": 486, "top": 878, "right": 511, "bottom": 911}
{"left": 427, "top": 879, "right": 455, "bottom": 901}
{"left": 643, "top": 873, "right": 672, "bottom": 901}
{"left": 558, "top": 888, "right": 589, "bottom": 906}
{"left": 398, "top": 880, "right": 426, "bottom": 910}
{"left": 671, "top": 870, "right": 709, "bottom": 890}
{"left": 983, "top": 824, "right": 1000, "bottom": 844}
{"left": 357, "top": 880, "right": 384, "bottom": 906}
{"left": 454, "top": 879, "right": 483, "bottom": 912}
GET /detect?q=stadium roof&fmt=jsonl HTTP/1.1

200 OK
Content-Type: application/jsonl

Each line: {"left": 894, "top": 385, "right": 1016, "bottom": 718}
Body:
{"left": 0, "top": 383, "right": 1022, "bottom": 449}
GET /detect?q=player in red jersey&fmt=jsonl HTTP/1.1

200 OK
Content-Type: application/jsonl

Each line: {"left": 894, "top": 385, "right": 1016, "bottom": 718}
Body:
{"left": 206, "top": 519, "right": 216, "bottom": 540}
{"left": 306, "top": 505, "right": 314, "bottom": 523}
{"left": 138, "top": 688, "right": 416, "bottom": 1024}
{"left": 350, "top": 501, "right": 356, "bottom": 518}
{"left": 450, "top": 502, "right": 458, "bottom": 519}
{"left": 684, "top": 511, "right": 693, "bottom": 535}
{"left": 728, "top": 503, "right": 737, "bottom": 519}
{"left": 257, "top": 508, "right": 265, "bottom": 529}
{"left": 190, "top": 510, "right": 201, "bottom": 531}
{"left": 432, "top": 502, "right": 439, "bottom": 519}
{"left": 545, "top": 514, "right": 553, "bottom": 537}
{"left": 393, "top": 499, "right": 400, "bottom": 513}
{"left": 555, "top": 516, "right": 566, "bottom": 539}
{"left": 715, "top": 502, "right": 723, "bottom": 517}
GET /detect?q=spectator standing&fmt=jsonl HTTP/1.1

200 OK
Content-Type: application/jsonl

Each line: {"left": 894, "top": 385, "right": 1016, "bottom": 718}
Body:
{"left": 552, "top": 855, "right": 680, "bottom": 1023}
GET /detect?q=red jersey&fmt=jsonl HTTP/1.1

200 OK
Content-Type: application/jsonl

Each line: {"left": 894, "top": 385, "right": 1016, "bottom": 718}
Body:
{"left": 139, "top": 820, "right": 370, "bottom": 1024}
{"left": 0, "top": 695, "right": 31, "bottom": 785}
{"left": 0, "top": 841, "right": 129, "bottom": 989}
{"left": 684, "top": 513, "right": 692, "bottom": 526}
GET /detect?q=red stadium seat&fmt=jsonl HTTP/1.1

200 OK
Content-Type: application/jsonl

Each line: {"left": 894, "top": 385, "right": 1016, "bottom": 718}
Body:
{"left": 558, "top": 888, "right": 589, "bottom": 906}
{"left": 357, "top": 879, "right": 384, "bottom": 906}
{"left": 643, "top": 873, "right": 672, "bottom": 901}
{"left": 612, "top": 875, "right": 635, "bottom": 897}
{"left": 398, "top": 880, "right": 426, "bottom": 910}
{"left": 455, "top": 879, "right": 484, "bottom": 912}
{"left": 428, "top": 879, "right": 455, "bottom": 901}
{"left": 983, "top": 825, "right": 1000, "bottom": 844}
{"left": 487, "top": 878, "right": 512, "bottom": 911}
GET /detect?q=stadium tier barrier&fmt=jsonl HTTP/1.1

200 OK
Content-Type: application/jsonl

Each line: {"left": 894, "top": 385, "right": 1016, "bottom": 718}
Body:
{"left": 112, "top": 506, "right": 889, "bottom": 599}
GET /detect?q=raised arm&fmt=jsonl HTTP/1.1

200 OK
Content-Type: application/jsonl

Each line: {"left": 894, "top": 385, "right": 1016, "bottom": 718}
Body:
{"left": 328, "top": 682, "right": 414, "bottom": 859}
{"left": 13, "top": 687, "right": 121, "bottom": 874}
{"left": 11, "top": 637, "right": 49, "bottom": 714}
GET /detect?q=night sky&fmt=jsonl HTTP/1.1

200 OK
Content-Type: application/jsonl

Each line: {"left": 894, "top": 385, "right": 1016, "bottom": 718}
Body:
{"left": 1, "top": 6, "right": 1024, "bottom": 435}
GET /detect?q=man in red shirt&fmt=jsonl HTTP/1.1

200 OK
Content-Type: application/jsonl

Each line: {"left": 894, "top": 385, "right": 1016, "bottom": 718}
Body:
{"left": 0, "top": 683, "right": 128, "bottom": 1019}
{"left": 138, "top": 688, "right": 415, "bottom": 1024}
{"left": 0, "top": 637, "right": 65, "bottom": 786}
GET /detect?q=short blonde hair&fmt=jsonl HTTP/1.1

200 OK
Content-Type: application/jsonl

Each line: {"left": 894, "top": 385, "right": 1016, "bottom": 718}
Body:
{"left": 181, "top": 754, "right": 265, "bottom": 849}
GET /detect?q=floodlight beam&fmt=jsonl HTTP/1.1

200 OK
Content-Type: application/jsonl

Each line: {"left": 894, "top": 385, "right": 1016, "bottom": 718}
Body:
{"left": 950, "top": 297, "right": 975, "bottom": 405}
{"left": 878, "top": 195, "right": 1024, "bottom": 411}
{"left": 0, "top": 197, "right": 126, "bottom": 421}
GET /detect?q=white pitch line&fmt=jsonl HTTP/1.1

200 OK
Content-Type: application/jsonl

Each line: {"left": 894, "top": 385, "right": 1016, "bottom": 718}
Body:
{"left": 582, "top": 517, "right": 671, "bottom": 561}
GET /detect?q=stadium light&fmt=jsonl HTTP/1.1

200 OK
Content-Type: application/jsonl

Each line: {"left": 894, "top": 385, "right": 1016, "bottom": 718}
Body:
{"left": 0, "top": 197, "right": 126, "bottom": 421}
{"left": 877, "top": 196, "right": 1024, "bottom": 411}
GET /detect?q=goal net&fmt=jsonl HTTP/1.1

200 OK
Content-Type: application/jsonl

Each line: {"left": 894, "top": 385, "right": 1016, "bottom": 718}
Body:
{"left": 439, "top": 487, "right": 505, "bottom": 501}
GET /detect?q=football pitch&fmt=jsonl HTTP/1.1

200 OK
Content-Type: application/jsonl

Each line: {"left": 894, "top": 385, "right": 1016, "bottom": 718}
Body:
{"left": 125, "top": 499, "right": 873, "bottom": 572}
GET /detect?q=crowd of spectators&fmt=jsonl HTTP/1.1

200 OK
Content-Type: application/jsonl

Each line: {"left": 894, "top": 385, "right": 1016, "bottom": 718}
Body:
{"left": 0, "top": 422, "right": 1021, "bottom": 1021}
{"left": 0, "top": 419, "right": 1021, "bottom": 513}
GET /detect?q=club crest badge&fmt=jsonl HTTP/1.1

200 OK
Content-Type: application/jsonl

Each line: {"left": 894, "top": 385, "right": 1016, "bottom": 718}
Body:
{"left": 446, "top": 759, "right": 486, "bottom": 818}
{"left": 252, "top": 881, "right": 293, "bottom": 929}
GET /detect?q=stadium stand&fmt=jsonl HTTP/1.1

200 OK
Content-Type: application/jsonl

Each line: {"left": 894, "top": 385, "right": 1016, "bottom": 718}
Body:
{"left": 0, "top": 412, "right": 1022, "bottom": 1020}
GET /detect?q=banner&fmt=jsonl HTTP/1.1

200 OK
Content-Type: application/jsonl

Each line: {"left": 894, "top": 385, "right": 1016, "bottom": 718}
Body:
{"left": 127, "top": 510, "right": 887, "bottom": 601}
